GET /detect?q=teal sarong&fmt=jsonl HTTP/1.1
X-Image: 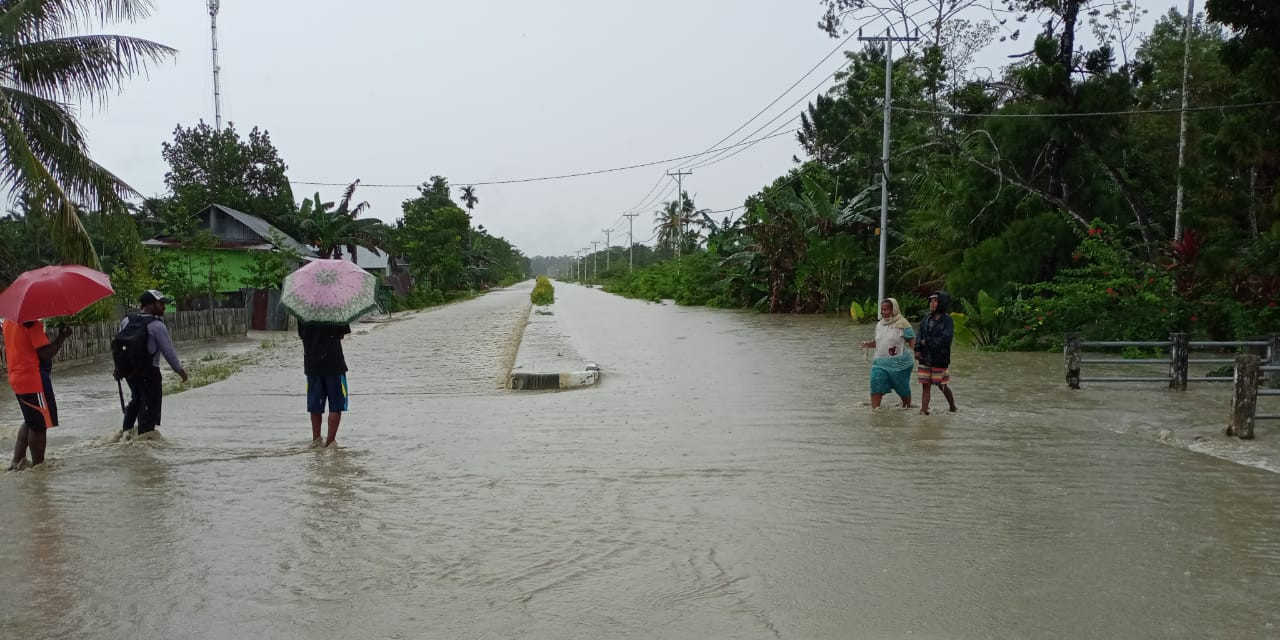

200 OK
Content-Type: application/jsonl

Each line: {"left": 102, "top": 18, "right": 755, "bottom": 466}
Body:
{"left": 870, "top": 327, "right": 915, "bottom": 398}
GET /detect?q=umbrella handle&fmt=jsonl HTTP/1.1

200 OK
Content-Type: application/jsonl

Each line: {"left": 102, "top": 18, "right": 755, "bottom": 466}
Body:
{"left": 117, "top": 378, "right": 125, "bottom": 415}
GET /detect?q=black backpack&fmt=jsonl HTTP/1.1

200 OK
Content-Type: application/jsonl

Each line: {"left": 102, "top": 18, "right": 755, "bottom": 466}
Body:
{"left": 112, "top": 314, "right": 157, "bottom": 378}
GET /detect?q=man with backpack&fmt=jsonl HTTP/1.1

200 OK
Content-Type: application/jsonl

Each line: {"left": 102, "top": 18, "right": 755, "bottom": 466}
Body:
{"left": 114, "top": 290, "right": 188, "bottom": 437}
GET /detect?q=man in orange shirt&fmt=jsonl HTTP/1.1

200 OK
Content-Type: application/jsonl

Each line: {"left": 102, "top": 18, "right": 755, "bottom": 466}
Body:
{"left": 4, "top": 318, "right": 71, "bottom": 470}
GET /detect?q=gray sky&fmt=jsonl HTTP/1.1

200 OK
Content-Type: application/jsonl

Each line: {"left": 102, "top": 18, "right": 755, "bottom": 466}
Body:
{"left": 79, "top": 0, "right": 1177, "bottom": 257}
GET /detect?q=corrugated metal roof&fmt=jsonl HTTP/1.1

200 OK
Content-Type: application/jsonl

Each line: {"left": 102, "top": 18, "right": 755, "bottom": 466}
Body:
{"left": 341, "top": 246, "right": 389, "bottom": 270}
{"left": 207, "top": 204, "right": 316, "bottom": 257}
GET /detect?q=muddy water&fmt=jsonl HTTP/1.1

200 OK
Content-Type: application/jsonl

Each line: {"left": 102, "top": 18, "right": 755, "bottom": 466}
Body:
{"left": 1, "top": 283, "right": 1277, "bottom": 639}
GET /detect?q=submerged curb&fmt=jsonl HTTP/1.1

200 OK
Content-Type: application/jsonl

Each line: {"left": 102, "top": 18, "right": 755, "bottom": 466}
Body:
{"left": 506, "top": 289, "right": 602, "bottom": 391}
{"left": 509, "top": 363, "right": 601, "bottom": 390}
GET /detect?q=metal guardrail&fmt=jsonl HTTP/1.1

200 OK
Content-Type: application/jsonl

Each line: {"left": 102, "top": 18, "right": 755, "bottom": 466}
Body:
{"left": 1065, "top": 333, "right": 1280, "bottom": 440}
{"left": 1065, "top": 333, "right": 1277, "bottom": 391}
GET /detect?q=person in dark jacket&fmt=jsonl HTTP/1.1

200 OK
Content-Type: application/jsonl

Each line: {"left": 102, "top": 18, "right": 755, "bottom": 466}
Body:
{"left": 299, "top": 321, "right": 351, "bottom": 447}
{"left": 915, "top": 291, "right": 958, "bottom": 414}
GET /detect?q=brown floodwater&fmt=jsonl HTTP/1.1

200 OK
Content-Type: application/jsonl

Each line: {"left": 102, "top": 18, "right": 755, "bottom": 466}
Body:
{"left": 0, "top": 282, "right": 1277, "bottom": 639}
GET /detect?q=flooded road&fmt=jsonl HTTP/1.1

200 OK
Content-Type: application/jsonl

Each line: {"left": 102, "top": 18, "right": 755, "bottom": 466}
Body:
{"left": 1, "top": 282, "right": 1278, "bottom": 639}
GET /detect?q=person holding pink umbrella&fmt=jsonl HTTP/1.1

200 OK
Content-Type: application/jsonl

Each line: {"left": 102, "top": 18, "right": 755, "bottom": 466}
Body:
{"left": 299, "top": 320, "right": 350, "bottom": 447}
{"left": 280, "top": 259, "right": 377, "bottom": 448}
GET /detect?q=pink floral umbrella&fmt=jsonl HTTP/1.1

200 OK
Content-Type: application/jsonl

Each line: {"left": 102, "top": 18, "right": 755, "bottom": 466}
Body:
{"left": 280, "top": 259, "right": 378, "bottom": 325}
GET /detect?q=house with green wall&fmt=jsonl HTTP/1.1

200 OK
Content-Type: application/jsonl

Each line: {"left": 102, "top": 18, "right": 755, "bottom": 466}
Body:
{"left": 143, "top": 204, "right": 315, "bottom": 309}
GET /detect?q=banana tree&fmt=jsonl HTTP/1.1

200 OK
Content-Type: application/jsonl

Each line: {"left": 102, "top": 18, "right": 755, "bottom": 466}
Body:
{"left": 292, "top": 180, "right": 389, "bottom": 259}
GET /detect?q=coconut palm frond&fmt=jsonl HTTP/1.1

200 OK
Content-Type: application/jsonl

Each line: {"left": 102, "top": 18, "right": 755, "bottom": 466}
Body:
{"left": 0, "top": 0, "right": 175, "bottom": 268}
{"left": 5, "top": 35, "right": 176, "bottom": 105}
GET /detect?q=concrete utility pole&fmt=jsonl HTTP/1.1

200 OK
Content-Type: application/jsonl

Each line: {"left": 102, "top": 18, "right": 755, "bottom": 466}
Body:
{"left": 666, "top": 170, "right": 692, "bottom": 257}
{"left": 590, "top": 241, "right": 600, "bottom": 280}
{"left": 574, "top": 250, "right": 582, "bottom": 281}
{"left": 858, "top": 27, "right": 917, "bottom": 304}
{"left": 1174, "top": 0, "right": 1194, "bottom": 242}
{"left": 208, "top": 0, "right": 223, "bottom": 130}
{"left": 602, "top": 229, "right": 612, "bottom": 272}
{"left": 623, "top": 213, "right": 639, "bottom": 271}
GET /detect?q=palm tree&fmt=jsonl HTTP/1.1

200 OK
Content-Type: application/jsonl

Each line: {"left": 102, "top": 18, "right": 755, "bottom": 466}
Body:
{"left": 293, "top": 180, "right": 389, "bottom": 259}
{"left": 653, "top": 191, "right": 695, "bottom": 258}
{"left": 458, "top": 185, "right": 479, "bottom": 215}
{"left": 0, "top": 0, "right": 175, "bottom": 269}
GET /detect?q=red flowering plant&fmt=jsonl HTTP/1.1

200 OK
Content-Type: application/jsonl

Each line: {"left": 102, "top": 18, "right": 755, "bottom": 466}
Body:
{"left": 1174, "top": 229, "right": 1280, "bottom": 339}
{"left": 1007, "top": 220, "right": 1184, "bottom": 345}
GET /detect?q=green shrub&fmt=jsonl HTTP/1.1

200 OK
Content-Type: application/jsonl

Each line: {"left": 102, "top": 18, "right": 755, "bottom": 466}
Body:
{"left": 386, "top": 284, "right": 446, "bottom": 311}
{"left": 531, "top": 276, "right": 555, "bottom": 305}
{"left": 1008, "top": 224, "right": 1183, "bottom": 345}
{"left": 603, "top": 254, "right": 720, "bottom": 305}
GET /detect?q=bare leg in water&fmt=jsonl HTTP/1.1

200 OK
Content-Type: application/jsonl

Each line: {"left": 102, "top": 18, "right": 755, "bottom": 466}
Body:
{"left": 920, "top": 383, "right": 933, "bottom": 415}
{"left": 27, "top": 428, "right": 45, "bottom": 466}
{"left": 940, "top": 384, "right": 958, "bottom": 412}
{"left": 10, "top": 424, "right": 29, "bottom": 469}
{"left": 325, "top": 412, "right": 342, "bottom": 447}
{"left": 310, "top": 413, "right": 323, "bottom": 445}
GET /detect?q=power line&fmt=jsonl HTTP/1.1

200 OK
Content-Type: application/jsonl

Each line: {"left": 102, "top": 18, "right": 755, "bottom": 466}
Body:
{"left": 679, "top": 4, "right": 939, "bottom": 173}
{"left": 678, "top": 25, "right": 862, "bottom": 168}
{"left": 575, "top": 6, "right": 934, "bottom": 253}
{"left": 616, "top": 173, "right": 669, "bottom": 215}
{"left": 891, "top": 100, "right": 1280, "bottom": 119}
{"left": 625, "top": 178, "right": 675, "bottom": 218}
{"left": 632, "top": 179, "right": 679, "bottom": 218}
{"left": 292, "top": 127, "right": 797, "bottom": 189}
{"left": 685, "top": 114, "right": 801, "bottom": 170}
{"left": 634, "top": 112, "right": 869, "bottom": 249}
{"left": 605, "top": 6, "right": 936, "bottom": 227}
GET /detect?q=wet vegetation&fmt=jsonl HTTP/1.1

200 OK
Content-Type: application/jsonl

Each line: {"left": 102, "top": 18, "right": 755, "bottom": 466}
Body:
{"left": 567, "top": 2, "right": 1280, "bottom": 349}
{"left": 531, "top": 277, "right": 555, "bottom": 306}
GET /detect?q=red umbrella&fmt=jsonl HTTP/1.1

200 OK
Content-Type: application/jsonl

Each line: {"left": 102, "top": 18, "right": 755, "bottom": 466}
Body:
{"left": 0, "top": 265, "right": 115, "bottom": 322}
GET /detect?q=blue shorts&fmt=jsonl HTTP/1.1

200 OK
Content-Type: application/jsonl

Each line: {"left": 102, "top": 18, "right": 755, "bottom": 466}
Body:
{"left": 306, "top": 375, "right": 348, "bottom": 414}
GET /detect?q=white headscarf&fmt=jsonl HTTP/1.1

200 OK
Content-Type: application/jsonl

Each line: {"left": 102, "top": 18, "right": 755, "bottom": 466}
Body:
{"left": 878, "top": 297, "right": 912, "bottom": 330}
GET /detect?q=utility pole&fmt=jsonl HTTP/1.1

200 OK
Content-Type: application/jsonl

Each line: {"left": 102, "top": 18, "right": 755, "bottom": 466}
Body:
{"left": 623, "top": 213, "right": 639, "bottom": 271}
{"left": 859, "top": 28, "right": 917, "bottom": 304}
{"left": 666, "top": 170, "right": 692, "bottom": 258}
{"left": 1174, "top": 0, "right": 1194, "bottom": 242}
{"left": 581, "top": 247, "right": 590, "bottom": 282}
{"left": 602, "top": 229, "right": 612, "bottom": 272}
{"left": 574, "top": 250, "right": 582, "bottom": 281}
{"left": 208, "top": 0, "right": 223, "bottom": 130}
{"left": 590, "top": 241, "right": 600, "bottom": 281}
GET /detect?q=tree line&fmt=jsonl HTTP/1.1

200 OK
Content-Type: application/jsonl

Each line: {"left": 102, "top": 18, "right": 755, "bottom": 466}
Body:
{"left": 567, "top": 0, "right": 1278, "bottom": 347}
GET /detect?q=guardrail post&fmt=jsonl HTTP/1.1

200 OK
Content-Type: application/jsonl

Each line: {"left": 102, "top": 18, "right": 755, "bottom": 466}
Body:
{"left": 1065, "top": 333, "right": 1082, "bottom": 389}
{"left": 1169, "top": 332, "right": 1189, "bottom": 391}
{"left": 1269, "top": 333, "right": 1280, "bottom": 383}
{"left": 1227, "top": 354, "right": 1259, "bottom": 440}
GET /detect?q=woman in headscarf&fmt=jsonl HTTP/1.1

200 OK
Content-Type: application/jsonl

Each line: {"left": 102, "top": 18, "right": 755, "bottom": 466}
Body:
{"left": 859, "top": 298, "right": 916, "bottom": 409}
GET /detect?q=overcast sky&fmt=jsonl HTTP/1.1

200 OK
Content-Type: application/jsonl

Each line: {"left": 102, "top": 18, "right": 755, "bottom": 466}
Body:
{"left": 78, "top": 0, "right": 1177, "bottom": 257}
